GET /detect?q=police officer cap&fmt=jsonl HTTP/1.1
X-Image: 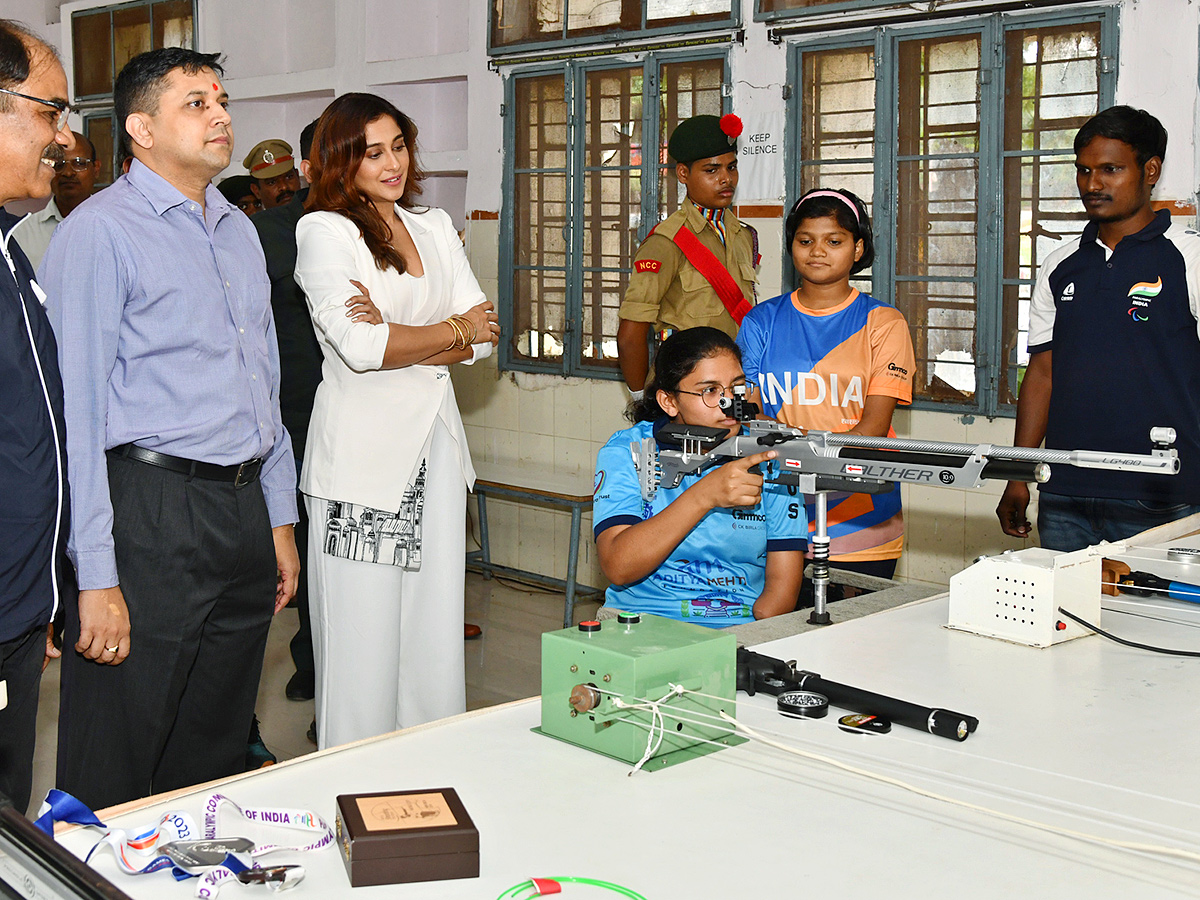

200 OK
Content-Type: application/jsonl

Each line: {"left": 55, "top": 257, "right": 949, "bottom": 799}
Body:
{"left": 217, "top": 174, "right": 254, "bottom": 204}
{"left": 243, "top": 139, "right": 295, "bottom": 180}
{"left": 668, "top": 114, "right": 743, "bottom": 165}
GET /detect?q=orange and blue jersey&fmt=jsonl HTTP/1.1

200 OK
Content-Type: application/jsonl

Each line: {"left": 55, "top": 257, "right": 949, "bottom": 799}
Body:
{"left": 737, "top": 289, "right": 915, "bottom": 561}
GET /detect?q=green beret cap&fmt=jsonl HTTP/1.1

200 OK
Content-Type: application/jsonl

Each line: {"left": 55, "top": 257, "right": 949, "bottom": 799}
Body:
{"left": 667, "top": 114, "right": 743, "bottom": 164}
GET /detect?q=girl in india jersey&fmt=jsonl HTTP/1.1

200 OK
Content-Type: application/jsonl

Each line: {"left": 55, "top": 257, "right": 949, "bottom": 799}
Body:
{"left": 736, "top": 189, "right": 915, "bottom": 581}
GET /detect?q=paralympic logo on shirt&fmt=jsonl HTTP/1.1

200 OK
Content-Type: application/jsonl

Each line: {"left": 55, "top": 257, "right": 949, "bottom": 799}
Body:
{"left": 1127, "top": 277, "right": 1162, "bottom": 322}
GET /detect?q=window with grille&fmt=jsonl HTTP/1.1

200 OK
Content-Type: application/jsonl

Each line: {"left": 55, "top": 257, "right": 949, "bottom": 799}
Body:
{"left": 791, "top": 11, "right": 1114, "bottom": 415}
{"left": 71, "top": 0, "right": 196, "bottom": 187}
{"left": 502, "top": 54, "right": 726, "bottom": 377}
{"left": 491, "top": 0, "right": 735, "bottom": 53}
{"left": 758, "top": 0, "right": 1021, "bottom": 20}
{"left": 760, "top": 0, "right": 869, "bottom": 12}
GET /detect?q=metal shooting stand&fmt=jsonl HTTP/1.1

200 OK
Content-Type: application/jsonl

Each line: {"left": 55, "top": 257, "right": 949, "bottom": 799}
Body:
{"left": 794, "top": 474, "right": 892, "bottom": 626}
{"left": 809, "top": 490, "right": 832, "bottom": 625}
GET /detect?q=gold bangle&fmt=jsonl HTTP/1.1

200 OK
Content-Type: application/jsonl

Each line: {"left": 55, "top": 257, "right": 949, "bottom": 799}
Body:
{"left": 447, "top": 317, "right": 466, "bottom": 351}
{"left": 452, "top": 314, "right": 475, "bottom": 347}
{"left": 449, "top": 314, "right": 470, "bottom": 349}
{"left": 443, "top": 319, "right": 460, "bottom": 351}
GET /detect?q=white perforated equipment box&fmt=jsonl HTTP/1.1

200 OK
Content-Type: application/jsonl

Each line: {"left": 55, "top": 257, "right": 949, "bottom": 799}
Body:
{"left": 947, "top": 547, "right": 1101, "bottom": 648}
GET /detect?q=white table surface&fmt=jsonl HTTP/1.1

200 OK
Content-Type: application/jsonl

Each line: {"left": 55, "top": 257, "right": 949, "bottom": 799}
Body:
{"left": 57, "top": 587, "right": 1200, "bottom": 899}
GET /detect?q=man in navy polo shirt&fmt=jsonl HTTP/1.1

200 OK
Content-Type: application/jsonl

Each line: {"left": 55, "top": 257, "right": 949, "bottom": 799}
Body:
{"left": 997, "top": 106, "right": 1200, "bottom": 550}
{"left": 0, "top": 18, "right": 73, "bottom": 814}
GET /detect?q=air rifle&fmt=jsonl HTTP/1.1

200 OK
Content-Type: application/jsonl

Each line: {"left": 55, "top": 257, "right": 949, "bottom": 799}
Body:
{"left": 631, "top": 388, "right": 1179, "bottom": 623}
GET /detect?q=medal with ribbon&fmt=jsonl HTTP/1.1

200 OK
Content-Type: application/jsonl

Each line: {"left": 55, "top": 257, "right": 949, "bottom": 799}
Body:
{"left": 35, "top": 789, "right": 334, "bottom": 895}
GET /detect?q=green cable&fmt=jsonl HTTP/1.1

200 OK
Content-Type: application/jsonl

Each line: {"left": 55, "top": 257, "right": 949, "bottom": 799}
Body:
{"left": 497, "top": 876, "right": 649, "bottom": 899}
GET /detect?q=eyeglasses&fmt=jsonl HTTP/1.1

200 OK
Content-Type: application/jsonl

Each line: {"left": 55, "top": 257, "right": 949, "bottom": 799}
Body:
{"left": 61, "top": 157, "right": 95, "bottom": 172}
{"left": 676, "top": 383, "right": 744, "bottom": 408}
{"left": 0, "top": 87, "right": 71, "bottom": 132}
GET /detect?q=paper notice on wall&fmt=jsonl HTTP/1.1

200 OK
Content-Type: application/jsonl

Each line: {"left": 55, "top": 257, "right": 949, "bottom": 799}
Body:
{"left": 737, "top": 114, "right": 784, "bottom": 203}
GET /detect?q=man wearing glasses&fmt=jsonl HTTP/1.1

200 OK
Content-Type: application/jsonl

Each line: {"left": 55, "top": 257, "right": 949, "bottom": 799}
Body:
{"left": 0, "top": 18, "right": 74, "bottom": 814}
{"left": 11, "top": 130, "right": 101, "bottom": 269}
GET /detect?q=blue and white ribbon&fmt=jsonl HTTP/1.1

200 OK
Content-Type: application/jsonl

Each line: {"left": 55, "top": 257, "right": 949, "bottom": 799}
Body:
{"left": 203, "top": 793, "right": 334, "bottom": 856}
{"left": 36, "top": 789, "right": 332, "bottom": 895}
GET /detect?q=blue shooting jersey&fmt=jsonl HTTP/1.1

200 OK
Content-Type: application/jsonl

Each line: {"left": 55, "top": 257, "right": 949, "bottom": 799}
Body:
{"left": 592, "top": 419, "right": 807, "bottom": 627}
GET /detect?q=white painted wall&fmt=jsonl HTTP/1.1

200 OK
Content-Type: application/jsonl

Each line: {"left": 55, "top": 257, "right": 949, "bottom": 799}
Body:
{"left": 1115, "top": 0, "right": 1199, "bottom": 201}
{"left": 22, "top": 0, "right": 1200, "bottom": 592}
{"left": 4, "top": 0, "right": 59, "bottom": 47}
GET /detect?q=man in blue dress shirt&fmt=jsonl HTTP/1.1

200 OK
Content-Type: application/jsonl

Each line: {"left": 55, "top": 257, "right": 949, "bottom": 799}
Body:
{"left": 0, "top": 18, "right": 74, "bottom": 814}
{"left": 41, "top": 47, "right": 300, "bottom": 809}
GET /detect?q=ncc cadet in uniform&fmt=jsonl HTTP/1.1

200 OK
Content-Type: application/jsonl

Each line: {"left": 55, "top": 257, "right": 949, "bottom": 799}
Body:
{"left": 616, "top": 113, "right": 760, "bottom": 396}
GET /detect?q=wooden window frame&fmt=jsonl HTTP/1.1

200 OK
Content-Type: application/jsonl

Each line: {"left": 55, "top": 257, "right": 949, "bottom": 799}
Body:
{"left": 489, "top": 0, "right": 739, "bottom": 55}
{"left": 500, "top": 50, "right": 730, "bottom": 379}
{"left": 785, "top": 8, "right": 1117, "bottom": 416}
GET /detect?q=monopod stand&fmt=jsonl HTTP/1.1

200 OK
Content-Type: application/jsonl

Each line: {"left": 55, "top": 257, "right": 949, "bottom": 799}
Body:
{"left": 808, "top": 491, "right": 831, "bottom": 626}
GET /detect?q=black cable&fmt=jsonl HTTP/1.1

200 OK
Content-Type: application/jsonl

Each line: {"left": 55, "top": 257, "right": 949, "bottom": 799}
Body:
{"left": 1103, "top": 604, "right": 1200, "bottom": 632}
{"left": 1057, "top": 607, "right": 1200, "bottom": 657}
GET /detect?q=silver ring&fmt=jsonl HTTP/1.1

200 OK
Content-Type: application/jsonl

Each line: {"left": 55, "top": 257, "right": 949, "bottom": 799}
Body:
{"left": 105, "top": 645, "right": 119, "bottom": 652}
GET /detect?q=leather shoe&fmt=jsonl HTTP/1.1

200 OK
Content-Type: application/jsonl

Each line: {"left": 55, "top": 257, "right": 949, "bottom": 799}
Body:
{"left": 245, "top": 715, "right": 277, "bottom": 770}
{"left": 286, "top": 669, "right": 315, "bottom": 701}
{"left": 464, "top": 622, "right": 482, "bottom": 640}
{"left": 306, "top": 719, "right": 317, "bottom": 745}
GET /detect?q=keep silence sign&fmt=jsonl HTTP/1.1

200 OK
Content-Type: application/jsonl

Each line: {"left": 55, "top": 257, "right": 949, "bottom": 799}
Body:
{"left": 738, "top": 114, "right": 782, "bottom": 202}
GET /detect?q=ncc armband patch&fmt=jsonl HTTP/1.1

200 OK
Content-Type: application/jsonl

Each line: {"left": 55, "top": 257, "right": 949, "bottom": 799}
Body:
{"left": 635, "top": 259, "right": 662, "bottom": 274}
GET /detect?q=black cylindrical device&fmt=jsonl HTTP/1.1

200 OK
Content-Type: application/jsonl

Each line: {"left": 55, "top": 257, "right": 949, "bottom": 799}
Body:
{"left": 979, "top": 459, "right": 1049, "bottom": 483}
{"left": 793, "top": 671, "right": 978, "bottom": 742}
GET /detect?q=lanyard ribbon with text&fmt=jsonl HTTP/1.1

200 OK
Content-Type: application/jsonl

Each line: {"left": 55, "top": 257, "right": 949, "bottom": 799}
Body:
{"left": 36, "top": 789, "right": 333, "bottom": 895}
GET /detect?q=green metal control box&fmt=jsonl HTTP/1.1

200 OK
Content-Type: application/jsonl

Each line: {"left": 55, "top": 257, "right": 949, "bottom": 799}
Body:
{"left": 535, "top": 613, "right": 744, "bottom": 770}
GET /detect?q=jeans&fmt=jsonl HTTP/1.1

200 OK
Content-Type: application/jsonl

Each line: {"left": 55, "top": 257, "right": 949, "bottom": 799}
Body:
{"left": 1036, "top": 491, "right": 1200, "bottom": 552}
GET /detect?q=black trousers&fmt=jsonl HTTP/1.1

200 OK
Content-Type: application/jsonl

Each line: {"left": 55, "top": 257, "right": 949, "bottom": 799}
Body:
{"left": 288, "top": 479, "right": 314, "bottom": 680}
{"left": 0, "top": 623, "right": 45, "bottom": 814}
{"left": 57, "top": 454, "right": 276, "bottom": 810}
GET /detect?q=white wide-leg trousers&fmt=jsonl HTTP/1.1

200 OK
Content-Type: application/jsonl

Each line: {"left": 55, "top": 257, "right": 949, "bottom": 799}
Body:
{"left": 305, "top": 422, "right": 467, "bottom": 749}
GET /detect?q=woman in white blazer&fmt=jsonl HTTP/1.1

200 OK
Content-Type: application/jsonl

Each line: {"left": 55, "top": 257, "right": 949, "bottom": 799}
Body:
{"left": 294, "top": 93, "right": 499, "bottom": 748}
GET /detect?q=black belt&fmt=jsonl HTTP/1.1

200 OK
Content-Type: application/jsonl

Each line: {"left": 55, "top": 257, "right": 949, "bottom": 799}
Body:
{"left": 110, "top": 444, "right": 263, "bottom": 488}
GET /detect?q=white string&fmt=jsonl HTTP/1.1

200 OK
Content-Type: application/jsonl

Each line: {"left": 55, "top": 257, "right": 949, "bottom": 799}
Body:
{"left": 667, "top": 683, "right": 741, "bottom": 705}
{"left": 598, "top": 685, "right": 813, "bottom": 746}
{"left": 600, "top": 684, "right": 1200, "bottom": 863}
{"left": 614, "top": 685, "right": 686, "bottom": 774}
{"left": 619, "top": 702, "right": 740, "bottom": 738}
{"left": 596, "top": 683, "right": 731, "bottom": 706}
{"left": 1100, "top": 580, "right": 1184, "bottom": 597}
{"left": 618, "top": 714, "right": 750, "bottom": 755}
{"left": 719, "top": 712, "right": 1200, "bottom": 865}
